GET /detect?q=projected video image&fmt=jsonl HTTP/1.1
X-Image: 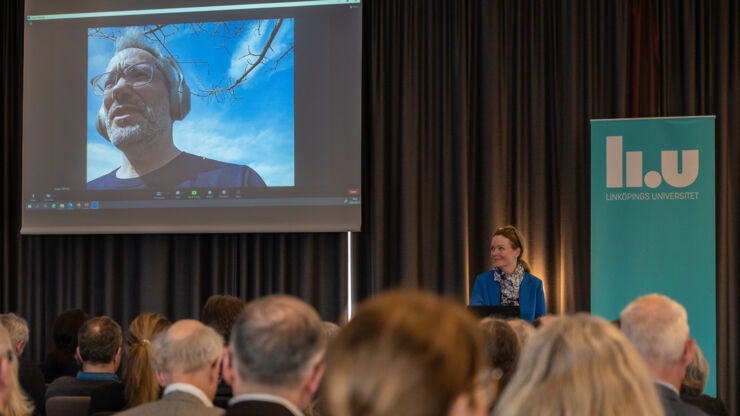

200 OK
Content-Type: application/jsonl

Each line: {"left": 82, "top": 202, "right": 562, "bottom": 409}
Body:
{"left": 86, "top": 20, "right": 295, "bottom": 189}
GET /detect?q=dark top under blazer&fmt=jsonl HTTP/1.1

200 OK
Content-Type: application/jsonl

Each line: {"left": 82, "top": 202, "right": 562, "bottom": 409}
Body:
{"left": 225, "top": 400, "right": 296, "bottom": 416}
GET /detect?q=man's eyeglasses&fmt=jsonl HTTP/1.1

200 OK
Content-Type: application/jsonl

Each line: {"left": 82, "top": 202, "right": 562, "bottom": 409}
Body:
{"left": 90, "top": 63, "right": 156, "bottom": 96}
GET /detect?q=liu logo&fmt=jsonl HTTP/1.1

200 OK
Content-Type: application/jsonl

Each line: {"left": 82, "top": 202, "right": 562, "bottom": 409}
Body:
{"left": 606, "top": 136, "right": 698, "bottom": 189}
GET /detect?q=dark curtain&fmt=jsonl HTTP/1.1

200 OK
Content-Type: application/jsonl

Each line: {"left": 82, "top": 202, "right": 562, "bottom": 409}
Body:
{"left": 657, "top": 1, "right": 740, "bottom": 410}
{"left": 358, "top": 0, "right": 739, "bottom": 409}
{"left": 359, "top": 0, "right": 629, "bottom": 313}
{"left": 3, "top": 0, "right": 739, "bottom": 408}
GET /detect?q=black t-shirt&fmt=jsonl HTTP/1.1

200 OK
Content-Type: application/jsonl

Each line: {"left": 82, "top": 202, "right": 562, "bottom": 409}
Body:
{"left": 87, "top": 152, "right": 266, "bottom": 190}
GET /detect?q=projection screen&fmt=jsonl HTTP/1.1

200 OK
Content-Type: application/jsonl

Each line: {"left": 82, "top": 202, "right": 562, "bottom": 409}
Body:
{"left": 22, "top": 0, "right": 361, "bottom": 233}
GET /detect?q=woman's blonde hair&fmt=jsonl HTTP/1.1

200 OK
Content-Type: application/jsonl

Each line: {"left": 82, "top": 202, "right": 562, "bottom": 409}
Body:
{"left": 493, "top": 225, "right": 530, "bottom": 272}
{"left": 324, "top": 290, "right": 488, "bottom": 416}
{"left": 0, "top": 325, "right": 33, "bottom": 416}
{"left": 493, "top": 314, "right": 664, "bottom": 416}
{"left": 681, "top": 345, "right": 709, "bottom": 396}
{"left": 122, "top": 313, "right": 171, "bottom": 408}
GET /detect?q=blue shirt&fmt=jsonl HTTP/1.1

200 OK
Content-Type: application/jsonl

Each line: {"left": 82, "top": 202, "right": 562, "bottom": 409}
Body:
{"left": 76, "top": 371, "right": 119, "bottom": 381}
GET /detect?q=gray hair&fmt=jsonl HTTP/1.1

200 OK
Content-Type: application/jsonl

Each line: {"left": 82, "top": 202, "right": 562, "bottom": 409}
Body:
{"left": 114, "top": 27, "right": 178, "bottom": 94}
{"left": 150, "top": 325, "right": 223, "bottom": 374}
{"left": 230, "top": 295, "right": 326, "bottom": 388}
{"left": 620, "top": 293, "right": 690, "bottom": 364}
{"left": 0, "top": 313, "right": 29, "bottom": 352}
{"left": 681, "top": 345, "right": 709, "bottom": 396}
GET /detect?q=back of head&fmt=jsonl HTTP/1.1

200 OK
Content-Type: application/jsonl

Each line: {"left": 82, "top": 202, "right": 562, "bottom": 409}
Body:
{"left": 0, "top": 325, "right": 34, "bottom": 416}
{"left": 322, "top": 321, "right": 341, "bottom": 343}
{"left": 479, "top": 318, "right": 520, "bottom": 392}
{"left": 48, "top": 309, "right": 89, "bottom": 368}
{"left": 681, "top": 345, "right": 709, "bottom": 397}
{"left": 324, "top": 291, "right": 486, "bottom": 416}
{"left": 78, "top": 316, "right": 122, "bottom": 365}
{"left": 201, "top": 295, "right": 245, "bottom": 344}
{"left": 0, "top": 314, "right": 29, "bottom": 355}
{"left": 150, "top": 320, "right": 223, "bottom": 377}
{"left": 620, "top": 293, "right": 689, "bottom": 365}
{"left": 506, "top": 318, "right": 535, "bottom": 346}
{"left": 229, "top": 295, "right": 326, "bottom": 389}
{"left": 494, "top": 314, "right": 663, "bottom": 416}
{"left": 123, "top": 313, "right": 171, "bottom": 408}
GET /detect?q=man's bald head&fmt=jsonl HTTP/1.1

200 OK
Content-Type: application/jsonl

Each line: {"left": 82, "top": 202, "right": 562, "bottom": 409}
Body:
{"left": 78, "top": 316, "right": 122, "bottom": 364}
{"left": 230, "top": 295, "right": 326, "bottom": 388}
{"left": 621, "top": 294, "right": 690, "bottom": 365}
{"left": 150, "top": 319, "right": 223, "bottom": 375}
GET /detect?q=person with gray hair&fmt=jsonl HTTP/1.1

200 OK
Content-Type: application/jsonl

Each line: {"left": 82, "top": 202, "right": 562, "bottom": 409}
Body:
{"left": 0, "top": 314, "right": 45, "bottom": 416}
{"left": 0, "top": 325, "right": 12, "bottom": 414}
{"left": 117, "top": 319, "right": 225, "bottom": 416}
{"left": 620, "top": 294, "right": 706, "bottom": 416}
{"left": 222, "top": 295, "right": 327, "bottom": 416}
{"left": 87, "top": 27, "right": 265, "bottom": 190}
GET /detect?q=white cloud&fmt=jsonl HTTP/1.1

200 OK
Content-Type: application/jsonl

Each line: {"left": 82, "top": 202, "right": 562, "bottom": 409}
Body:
{"left": 86, "top": 142, "right": 121, "bottom": 181}
{"left": 173, "top": 113, "right": 294, "bottom": 186}
{"left": 228, "top": 19, "right": 294, "bottom": 86}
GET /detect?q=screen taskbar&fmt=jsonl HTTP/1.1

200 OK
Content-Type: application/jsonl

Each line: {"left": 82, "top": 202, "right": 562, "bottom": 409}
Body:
{"left": 24, "top": 196, "right": 361, "bottom": 210}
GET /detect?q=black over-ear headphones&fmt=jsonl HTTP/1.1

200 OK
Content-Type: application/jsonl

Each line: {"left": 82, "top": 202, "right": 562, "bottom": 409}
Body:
{"left": 95, "top": 55, "right": 191, "bottom": 140}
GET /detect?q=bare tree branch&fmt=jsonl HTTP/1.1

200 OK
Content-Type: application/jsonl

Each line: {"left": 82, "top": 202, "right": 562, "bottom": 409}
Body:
{"left": 200, "top": 18, "right": 285, "bottom": 98}
{"left": 90, "top": 19, "right": 292, "bottom": 102}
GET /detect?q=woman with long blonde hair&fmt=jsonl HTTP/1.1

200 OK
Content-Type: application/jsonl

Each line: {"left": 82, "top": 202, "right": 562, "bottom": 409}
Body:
{"left": 121, "top": 313, "right": 171, "bottom": 408}
{"left": 0, "top": 325, "right": 33, "bottom": 416}
{"left": 494, "top": 313, "right": 664, "bottom": 416}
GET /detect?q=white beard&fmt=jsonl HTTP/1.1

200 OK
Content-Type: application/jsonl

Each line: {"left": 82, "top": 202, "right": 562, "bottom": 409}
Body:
{"left": 106, "top": 98, "right": 171, "bottom": 151}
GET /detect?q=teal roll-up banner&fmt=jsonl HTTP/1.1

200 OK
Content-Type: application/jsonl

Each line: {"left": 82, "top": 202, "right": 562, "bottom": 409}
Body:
{"left": 591, "top": 116, "right": 716, "bottom": 395}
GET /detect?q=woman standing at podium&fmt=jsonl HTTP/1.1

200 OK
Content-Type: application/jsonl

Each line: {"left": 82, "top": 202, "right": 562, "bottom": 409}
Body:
{"left": 469, "top": 225, "right": 546, "bottom": 322}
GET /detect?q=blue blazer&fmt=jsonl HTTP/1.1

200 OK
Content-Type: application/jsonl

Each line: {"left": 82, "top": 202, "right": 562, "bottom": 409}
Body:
{"left": 469, "top": 270, "right": 547, "bottom": 322}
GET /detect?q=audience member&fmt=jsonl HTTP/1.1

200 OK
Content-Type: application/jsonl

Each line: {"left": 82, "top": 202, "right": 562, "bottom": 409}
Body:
{"left": 494, "top": 313, "right": 663, "bottom": 415}
{"left": 479, "top": 317, "right": 520, "bottom": 396}
{"left": 0, "top": 325, "right": 34, "bottom": 416}
{"left": 120, "top": 313, "right": 172, "bottom": 408}
{"left": 222, "top": 295, "right": 327, "bottom": 416}
{"left": 294, "top": 321, "right": 342, "bottom": 416}
{"left": 39, "top": 308, "right": 88, "bottom": 383}
{"left": 201, "top": 294, "right": 245, "bottom": 403}
{"left": 201, "top": 295, "right": 246, "bottom": 345}
{"left": 621, "top": 294, "right": 706, "bottom": 416}
{"left": 506, "top": 318, "right": 535, "bottom": 346}
{"left": 116, "top": 319, "right": 224, "bottom": 416}
{"left": 45, "top": 316, "right": 125, "bottom": 415}
{"left": 680, "top": 345, "right": 728, "bottom": 416}
{"left": 323, "top": 291, "right": 492, "bottom": 416}
{"left": 531, "top": 314, "right": 556, "bottom": 328}
{"left": 0, "top": 314, "right": 45, "bottom": 416}
{"left": 0, "top": 326, "right": 10, "bottom": 415}
{"left": 321, "top": 321, "right": 340, "bottom": 342}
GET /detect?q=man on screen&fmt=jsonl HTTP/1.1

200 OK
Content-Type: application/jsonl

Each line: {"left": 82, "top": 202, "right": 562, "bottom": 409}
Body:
{"left": 87, "top": 29, "right": 266, "bottom": 190}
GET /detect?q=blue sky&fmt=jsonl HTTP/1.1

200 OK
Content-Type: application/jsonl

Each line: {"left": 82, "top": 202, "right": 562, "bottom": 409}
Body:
{"left": 86, "top": 20, "right": 295, "bottom": 186}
